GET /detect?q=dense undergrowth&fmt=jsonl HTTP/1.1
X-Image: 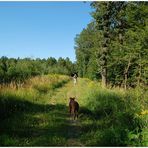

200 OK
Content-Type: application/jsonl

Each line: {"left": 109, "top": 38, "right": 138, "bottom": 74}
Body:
{"left": 76, "top": 79, "right": 148, "bottom": 146}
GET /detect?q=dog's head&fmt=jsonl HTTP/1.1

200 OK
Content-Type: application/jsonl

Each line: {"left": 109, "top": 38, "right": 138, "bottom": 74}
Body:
{"left": 69, "top": 97, "right": 75, "bottom": 101}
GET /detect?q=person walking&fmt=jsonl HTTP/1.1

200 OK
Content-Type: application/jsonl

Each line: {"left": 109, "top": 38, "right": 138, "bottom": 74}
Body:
{"left": 73, "top": 73, "right": 78, "bottom": 86}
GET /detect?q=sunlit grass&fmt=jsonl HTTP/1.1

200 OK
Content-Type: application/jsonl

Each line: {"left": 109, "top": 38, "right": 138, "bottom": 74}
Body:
{"left": 0, "top": 74, "right": 71, "bottom": 146}
{"left": 70, "top": 78, "right": 148, "bottom": 146}
{"left": 0, "top": 75, "right": 147, "bottom": 146}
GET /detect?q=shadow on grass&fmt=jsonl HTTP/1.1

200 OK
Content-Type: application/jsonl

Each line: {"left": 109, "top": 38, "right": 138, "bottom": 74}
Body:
{"left": 0, "top": 94, "right": 72, "bottom": 146}
{"left": 0, "top": 93, "right": 142, "bottom": 146}
{"left": 0, "top": 95, "right": 53, "bottom": 119}
{"left": 78, "top": 97, "right": 143, "bottom": 146}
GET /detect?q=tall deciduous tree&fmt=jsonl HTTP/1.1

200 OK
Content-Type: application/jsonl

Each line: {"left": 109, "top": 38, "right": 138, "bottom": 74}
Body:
{"left": 75, "top": 22, "right": 101, "bottom": 80}
{"left": 75, "top": 1, "right": 147, "bottom": 88}
{"left": 91, "top": 2, "right": 127, "bottom": 87}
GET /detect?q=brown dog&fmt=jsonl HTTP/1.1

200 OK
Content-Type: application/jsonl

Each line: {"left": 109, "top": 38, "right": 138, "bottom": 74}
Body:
{"left": 69, "top": 97, "right": 79, "bottom": 120}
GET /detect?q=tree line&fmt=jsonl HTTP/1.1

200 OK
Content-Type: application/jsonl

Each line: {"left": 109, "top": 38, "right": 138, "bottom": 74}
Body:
{"left": 75, "top": 1, "right": 148, "bottom": 89}
{"left": 0, "top": 56, "right": 76, "bottom": 86}
{"left": 1, "top": 2, "right": 147, "bottom": 89}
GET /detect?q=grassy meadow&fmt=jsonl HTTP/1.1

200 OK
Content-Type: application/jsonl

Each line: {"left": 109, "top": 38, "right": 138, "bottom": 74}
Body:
{"left": 0, "top": 74, "right": 147, "bottom": 146}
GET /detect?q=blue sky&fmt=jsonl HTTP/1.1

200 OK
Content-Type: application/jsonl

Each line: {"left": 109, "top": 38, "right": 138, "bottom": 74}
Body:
{"left": 0, "top": 2, "right": 93, "bottom": 62}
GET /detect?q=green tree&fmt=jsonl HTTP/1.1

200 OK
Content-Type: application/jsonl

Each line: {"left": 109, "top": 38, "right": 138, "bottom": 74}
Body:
{"left": 75, "top": 22, "right": 101, "bottom": 80}
{"left": 91, "top": 2, "right": 127, "bottom": 87}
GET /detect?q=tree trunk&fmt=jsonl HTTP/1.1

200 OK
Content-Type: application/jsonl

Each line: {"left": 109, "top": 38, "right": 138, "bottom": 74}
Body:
{"left": 137, "top": 54, "right": 142, "bottom": 87}
{"left": 101, "top": 65, "right": 107, "bottom": 87}
{"left": 137, "top": 63, "right": 142, "bottom": 87}
{"left": 124, "top": 73, "right": 128, "bottom": 90}
{"left": 124, "top": 58, "right": 131, "bottom": 90}
{"left": 101, "top": 47, "right": 107, "bottom": 87}
{"left": 101, "top": 18, "right": 109, "bottom": 88}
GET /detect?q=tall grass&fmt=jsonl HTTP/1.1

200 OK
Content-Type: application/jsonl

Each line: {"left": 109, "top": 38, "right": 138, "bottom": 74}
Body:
{"left": 74, "top": 79, "right": 148, "bottom": 146}
{"left": 0, "top": 74, "right": 70, "bottom": 103}
{"left": 26, "top": 74, "right": 70, "bottom": 94}
{"left": 0, "top": 75, "right": 147, "bottom": 146}
{"left": 0, "top": 74, "right": 70, "bottom": 146}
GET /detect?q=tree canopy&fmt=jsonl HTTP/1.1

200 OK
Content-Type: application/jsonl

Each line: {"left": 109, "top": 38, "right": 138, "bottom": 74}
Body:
{"left": 75, "top": 1, "right": 148, "bottom": 88}
{"left": 0, "top": 56, "right": 76, "bottom": 86}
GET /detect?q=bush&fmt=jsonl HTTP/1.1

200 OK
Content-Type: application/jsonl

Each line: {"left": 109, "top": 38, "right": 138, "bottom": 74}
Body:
{"left": 79, "top": 81, "right": 147, "bottom": 146}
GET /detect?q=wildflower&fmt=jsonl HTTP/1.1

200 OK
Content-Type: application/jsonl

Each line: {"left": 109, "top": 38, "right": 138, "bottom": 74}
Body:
{"left": 140, "top": 110, "right": 148, "bottom": 115}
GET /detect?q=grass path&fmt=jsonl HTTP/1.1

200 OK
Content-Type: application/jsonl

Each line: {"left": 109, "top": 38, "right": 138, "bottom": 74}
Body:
{"left": 48, "top": 79, "right": 85, "bottom": 146}
{"left": 0, "top": 77, "right": 87, "bottom": 146}
{"left": 0, "top": 77, "right": 102, "bottom": 146}
{"left": 66, "top": 119, "right": 84, "bottom": 146}
{"left": 1, "top": 76, "right": 146, "bottom": 146}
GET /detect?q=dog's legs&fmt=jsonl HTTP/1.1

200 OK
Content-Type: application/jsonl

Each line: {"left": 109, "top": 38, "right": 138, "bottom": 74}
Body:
{"left": 75, "top": 111, "right": 78, "bottom": 119}
{"left": 77, "top": 112, "right": 78, "bottom": 119}
{"left": 74, "top": 111, "right": 78, "bottom": 120}
{"left": 74, "top": 113, "right": 76, "bottom": 120}
{"left": 72, "top": 111, "right": 75, "bottom": 120}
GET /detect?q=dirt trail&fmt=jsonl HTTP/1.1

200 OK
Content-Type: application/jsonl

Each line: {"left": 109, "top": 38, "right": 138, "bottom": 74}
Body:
{"left": 49, "top": 80, "right": 84, "bottom": 146}
{"left": 66, "top": 119, "right": 84, "bottom": 146}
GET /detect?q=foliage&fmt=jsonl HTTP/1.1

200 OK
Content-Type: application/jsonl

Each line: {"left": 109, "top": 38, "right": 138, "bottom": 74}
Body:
{"left": 75, "top": 22, "right": 101, "bottom": 80}
{"left": 0, "top": 1, "right": 147, "bottom": 146}
{"left": 70, "top": 78, "right": 148, "bottom": 146}
{"left": 75, "top": 2, "right": 148, "bottom": 88}
{"left": 0, "top": 76, "right": 147, "bottom": 146}
{"left": 0, "top": 56, "right": 75, "bottom": 86}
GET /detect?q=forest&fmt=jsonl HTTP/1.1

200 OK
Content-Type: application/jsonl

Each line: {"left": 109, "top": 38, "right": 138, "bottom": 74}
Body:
{"left": 0, "top": 1, "right": 147, "bottom": 147}
{"left": 0, "top": 56, "right": 76, "bottom": 86}
{"left": 75, "top": 1, "right": 148, "bottom": 89}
